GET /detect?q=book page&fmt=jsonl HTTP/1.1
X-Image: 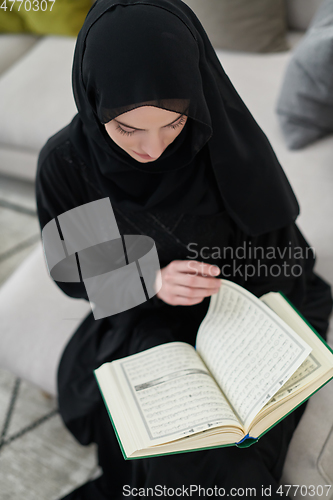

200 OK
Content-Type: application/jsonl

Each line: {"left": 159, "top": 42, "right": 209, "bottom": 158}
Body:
{"left": 119, "top": 342, "right": 242, "bottom": 441}
{"left": 258, "top": 292, "right": 333, "bottom": 412}
{"left": 265, "top": 354, "right": 320, "bottom": 407}
{"left": 196, "top": 281, "right": 312, "bottom": 428}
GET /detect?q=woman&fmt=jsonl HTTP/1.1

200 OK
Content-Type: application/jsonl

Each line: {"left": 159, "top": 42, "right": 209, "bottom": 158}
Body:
{"left": 36, "top": 0, "right": 332, "bottom": 498}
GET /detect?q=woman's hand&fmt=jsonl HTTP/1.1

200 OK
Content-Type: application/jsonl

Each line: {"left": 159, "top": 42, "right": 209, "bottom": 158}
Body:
{"left": 156, "top": 260, "right": 221, "bottom": 306}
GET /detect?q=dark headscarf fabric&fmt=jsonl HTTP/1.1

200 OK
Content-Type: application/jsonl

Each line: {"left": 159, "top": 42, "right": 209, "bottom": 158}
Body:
{"left": 69, "top": 0, "right": 299, "bottom": 235}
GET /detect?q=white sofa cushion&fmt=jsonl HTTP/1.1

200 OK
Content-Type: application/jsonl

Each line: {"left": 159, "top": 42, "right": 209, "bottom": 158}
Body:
{"left": 0, "top": 147, "right": 38, "bottom": 180}
{"left": 0, "top": 36, "right": 77, "bottom": 153}
{"left": 0, "top": 33, "right": 39, "bottom": 75}
{"left": 319, "top": 420, "right": 333, "bottom": 485}
{"left": 0, "top": 243, "right": 91, "bottom": 396}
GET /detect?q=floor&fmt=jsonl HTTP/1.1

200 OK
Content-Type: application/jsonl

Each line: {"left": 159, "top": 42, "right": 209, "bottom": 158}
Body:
{"left": 0, "top": 174, "right": 98, "bottom": 500}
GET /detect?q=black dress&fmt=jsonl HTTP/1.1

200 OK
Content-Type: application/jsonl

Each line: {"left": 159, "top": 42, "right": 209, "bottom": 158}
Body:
{"left": 36, "top": 133, "right": 332, "bottom": 500}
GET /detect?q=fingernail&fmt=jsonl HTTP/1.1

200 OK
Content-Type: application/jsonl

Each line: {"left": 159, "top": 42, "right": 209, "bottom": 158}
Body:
{"left": 212, "top": 267, "right": 220, "bottom": 276}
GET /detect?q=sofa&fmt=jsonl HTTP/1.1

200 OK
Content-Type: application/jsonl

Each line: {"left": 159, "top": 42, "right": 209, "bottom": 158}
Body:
{"left": 0, "top": 0, "right": 332, "bottom": 497}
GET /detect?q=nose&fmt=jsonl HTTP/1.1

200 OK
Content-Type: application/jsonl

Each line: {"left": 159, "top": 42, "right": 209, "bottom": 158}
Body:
{"left": 141, "top": 132, "right": 166, "bottom": 159}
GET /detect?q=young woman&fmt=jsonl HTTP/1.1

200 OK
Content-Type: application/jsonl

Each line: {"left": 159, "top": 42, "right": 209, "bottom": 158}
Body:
{"left": 36, "top": 1, "right": 332, "bottom": 498}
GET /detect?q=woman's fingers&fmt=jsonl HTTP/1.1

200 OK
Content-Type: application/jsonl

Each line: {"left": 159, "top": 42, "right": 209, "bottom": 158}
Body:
{"left": 169, "top": 260, "right": 220, "bottom": 278}
{"left": 176, "top": 273, "right": 222, "bottom": 290}
{"left": 172, "top": 283, "right": 220, "bottom": 298}
{"left": 157, "top": 260, "right": 222, "bottom": 306}
{"left": 164, "top": 261, "right": 221, "bottom": 290}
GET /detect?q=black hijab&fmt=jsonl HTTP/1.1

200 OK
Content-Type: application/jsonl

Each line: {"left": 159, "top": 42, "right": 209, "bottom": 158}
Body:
{"left": 69, "top": 0, "right": 299, "bottom": 236}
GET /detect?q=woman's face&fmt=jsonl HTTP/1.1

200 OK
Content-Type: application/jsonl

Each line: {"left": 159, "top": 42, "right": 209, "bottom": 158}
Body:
{"left": 104, "top": 106, "right": 187, "bottom": 162}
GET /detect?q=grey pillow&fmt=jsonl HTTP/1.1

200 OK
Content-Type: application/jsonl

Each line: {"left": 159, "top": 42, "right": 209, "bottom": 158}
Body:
{"left": 183, "top": 0, "right": 288, "bottom": 53}
{"left": 277, "top": 0, "right": 333, "bottom": 149}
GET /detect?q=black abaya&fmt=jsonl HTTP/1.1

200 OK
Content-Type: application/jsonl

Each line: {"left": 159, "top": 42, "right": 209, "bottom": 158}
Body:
{"left": 36, "top": 128, "right": 332, "bottom": 499}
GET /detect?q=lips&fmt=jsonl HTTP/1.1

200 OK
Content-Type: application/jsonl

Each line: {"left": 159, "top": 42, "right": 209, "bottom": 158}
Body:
{"left": 133, "top": 151, "right": 154, "bottom": 160}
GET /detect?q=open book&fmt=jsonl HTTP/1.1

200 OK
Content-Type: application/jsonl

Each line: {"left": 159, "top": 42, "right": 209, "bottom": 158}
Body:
{"left": 94, "top": 280, "right": 333, "bottom": 459}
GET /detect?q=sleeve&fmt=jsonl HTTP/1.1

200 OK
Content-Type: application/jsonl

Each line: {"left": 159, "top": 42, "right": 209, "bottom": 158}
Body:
{"left": 232, "top": 223, "right": 332, "bottom": 340}
{"left": 36, "top": 135, "right": 101, "bottom": 301}
{"left": 36, "top": 134, "right": 167, "bottom": 318}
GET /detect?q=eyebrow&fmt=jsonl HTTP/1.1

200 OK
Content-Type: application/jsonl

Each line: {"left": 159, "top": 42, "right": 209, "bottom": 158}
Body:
{"left": 114, "top": 113, "right": 184, "bottom": 131}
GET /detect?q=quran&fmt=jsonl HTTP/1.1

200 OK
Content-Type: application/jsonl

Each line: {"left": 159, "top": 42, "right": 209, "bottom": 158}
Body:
{"left": 94, "top": 280, "right": 333, "bottom": 459}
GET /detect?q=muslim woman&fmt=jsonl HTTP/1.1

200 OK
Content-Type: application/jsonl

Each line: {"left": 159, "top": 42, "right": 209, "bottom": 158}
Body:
{"left": 36, "top": 1, "right": 332, "bottom": 499}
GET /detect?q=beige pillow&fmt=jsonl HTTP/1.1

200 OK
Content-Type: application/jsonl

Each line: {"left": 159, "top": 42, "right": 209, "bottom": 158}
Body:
{"left": 183, "top": 0, "right": 288, "bottom": 52}
{"left": 286, "top": 0, "right": 324, "bottom": 31}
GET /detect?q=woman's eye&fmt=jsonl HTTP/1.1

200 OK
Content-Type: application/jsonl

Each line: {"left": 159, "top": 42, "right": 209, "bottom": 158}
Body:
{"left": 116, "top": 125, "right": 135, "bottom": 136}
{"left": 168, "top": 116, "right": 186, "bottom": 130}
